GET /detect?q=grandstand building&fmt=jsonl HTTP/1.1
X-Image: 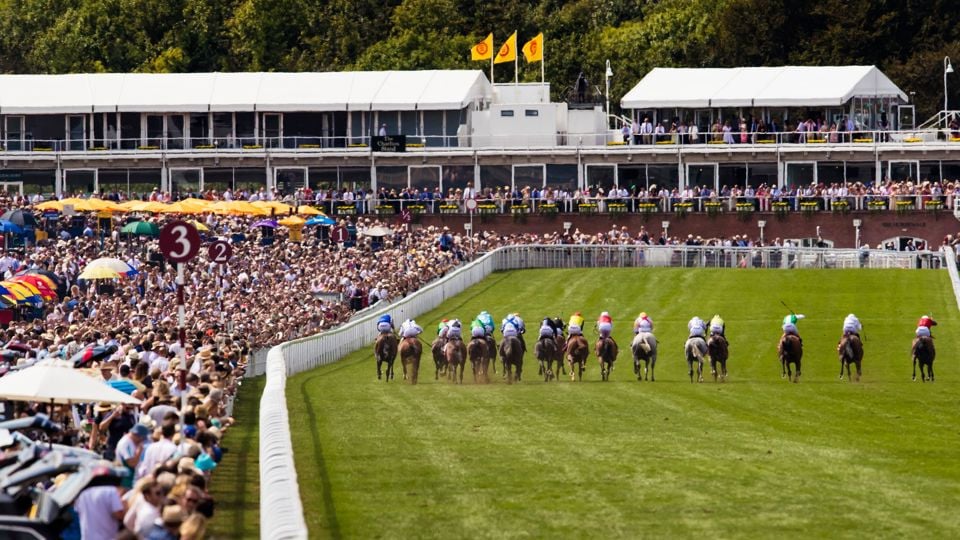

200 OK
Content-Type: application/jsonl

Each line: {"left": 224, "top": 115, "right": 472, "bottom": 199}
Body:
{"left": 0, "top": 66, "right": 957, "bottom": 201}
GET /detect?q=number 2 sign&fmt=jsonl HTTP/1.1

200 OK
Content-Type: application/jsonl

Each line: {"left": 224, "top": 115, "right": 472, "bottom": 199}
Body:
{"left": 207, "top": 240, "right": 233, "bottom": 263}
{"left": 159, "top": 220, "right": 201, "bottom": 263}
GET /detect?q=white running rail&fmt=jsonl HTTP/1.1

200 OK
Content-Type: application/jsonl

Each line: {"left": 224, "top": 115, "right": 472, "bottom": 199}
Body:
{"left": 257, "top": 245, "right": 943, "bottom": 538}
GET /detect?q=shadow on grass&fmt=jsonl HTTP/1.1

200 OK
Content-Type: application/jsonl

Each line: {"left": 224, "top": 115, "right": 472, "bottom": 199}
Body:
{"left": 300, "top": 372, "right": 343, "bottom": 539}
{"left": 208, "top": 375, "right": 264, "bottom": 539}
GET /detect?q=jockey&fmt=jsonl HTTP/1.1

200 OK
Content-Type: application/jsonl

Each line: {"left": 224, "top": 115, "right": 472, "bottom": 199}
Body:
{"left": 633, "top": 312, "right": 653, "bottom": 334}
{"left": 437, "top": 319, "right": 450, "bottom": 339}
{"left": 551, "top": 317, "right": 565, "bottom": 338}
{"left": 376, "top": 314, "right": 394, "bottom": 334}
{"left": 446, "top": 319, "right": 463, "bottom": 340}
{"left": 842, "top": 313, "right": 862, "bottom": 337}
{"left": 538, "top": 317, "right": 556, "bottom": 340}
{"left": 916, "top": 315, "right": 937, "bottom": 338}
{"left": 782, "top": 313, "right": 805, "bottom": 337}
{"left": 477, "top": 311, "right": 495, "bottom": 336}
{"left": 501, "top": 313, "right": 525, "bottom": 338}
{"left": 470, "top": 318, "right": 486, "bottom": 339}
{"left": 688, "top": 316, "right": 707, "bottom": 339}
{"left": 399, "top": 319, "right": 423, "bottom": 338}
{"left": 709, "top": 314, "right": 725, "bottom": 337}
{"left": 567, "top": 312, "right": 585, "bottom": 336}
{"left": 596, "top": 312, "right": 613, "bottom": 339}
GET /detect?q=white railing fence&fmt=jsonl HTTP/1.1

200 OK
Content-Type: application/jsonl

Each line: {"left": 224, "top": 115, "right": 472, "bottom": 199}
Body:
{"left": 257, "top": 244, "right": 946, "bottom": 539}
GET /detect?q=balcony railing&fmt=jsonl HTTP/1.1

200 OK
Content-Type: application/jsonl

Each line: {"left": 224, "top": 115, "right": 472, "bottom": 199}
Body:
{"left": 302, "top": 195, "right": 954, "bottom": 217}
{"left": 3, "top": 128, "right": 960, "bottom": 154}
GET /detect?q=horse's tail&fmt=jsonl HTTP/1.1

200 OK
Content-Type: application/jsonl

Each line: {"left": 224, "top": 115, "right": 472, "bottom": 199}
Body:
{"left": 687, "top": 338, "right": 705, "bottom": 361}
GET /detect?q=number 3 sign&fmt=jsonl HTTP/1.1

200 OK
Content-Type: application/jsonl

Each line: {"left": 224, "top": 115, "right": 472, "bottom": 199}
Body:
{"left": 159, "top": 220, "right": 201, "bottom": 263}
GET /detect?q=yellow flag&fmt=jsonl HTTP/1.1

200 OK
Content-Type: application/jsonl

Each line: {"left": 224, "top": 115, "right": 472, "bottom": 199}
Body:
{"left": 494, "top": 31, "right": 517, "bottom": 64}
{"left": 471, "top": 33, "right": 493, "bottom": 61}
{"left": 522, "top": 33, "right": 543, "bottom": 63}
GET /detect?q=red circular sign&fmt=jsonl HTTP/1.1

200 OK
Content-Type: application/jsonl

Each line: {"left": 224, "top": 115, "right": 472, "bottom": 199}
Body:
{"left": 207, "top": 240, "right": 233, "bottom": 263}
{"left": 476, "top": 42, "right": 488, "bottom": 55}
{"left": 529, "top": 42, "right": 538, "bottom": 55}
{"left": 331, "top": 226, "right": 349, "bottom": 243}
{"left": 498, "top": 44, "right": 511, "bottom": 58}
{"left": 159, "top": 220, "right": 201, "bottom": 263}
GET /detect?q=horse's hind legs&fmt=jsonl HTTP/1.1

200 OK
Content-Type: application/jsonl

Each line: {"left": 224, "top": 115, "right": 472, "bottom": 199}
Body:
{"left": 912, "top": 358, "right": 917, "bottom": 381}
{"left": 929, "top": 364, "right": 935, "bottom": 382}
{"left": 377, "top": 360, "right": 383, "bottom": 380}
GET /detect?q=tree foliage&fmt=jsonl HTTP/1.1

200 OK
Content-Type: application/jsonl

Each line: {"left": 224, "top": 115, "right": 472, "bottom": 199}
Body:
{"left": 0, "top": 0, "right": 958, "bottom": 118}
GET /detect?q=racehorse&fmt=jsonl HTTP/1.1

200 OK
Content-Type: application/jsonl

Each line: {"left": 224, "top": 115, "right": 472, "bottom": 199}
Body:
{"left": 684, "top": 336, "right": 707, "bottom": 383}
{"left": 778, "top": 334, "right": 802, "bottom": 383}
{"left": 706, "top": 334, "right": 729, "bottom": 382}
{"left": 534, "top": 336, "right": 560, "bottom": 382}
{"left": 484, "top": 334, "right": 497, "bottom": 375}
{"left": 499, "top": 335, "right": 524, "bottom": 383}
{"left": 398, "top": 337, "right": 422, "bottom": 384}
{"left": 565, "top": 334, "right": 590, "bottom": 382}
{"left": 467, "top": 336, "right": 489, "bottom": 383}
{"left": 631, "top": 332, "right": 658, "bottom": 381}
{"left": 430, "top": 336, "right": 447, "bottom": 380}
{"left": 838, "top": 334, "right": 864, "bottom": 382}
{"left": 911, "top": 335, "right": 935, "bottom": 382}
{"left": 444, "top": 337, "right": 467, "bottom": 384}
{"left": 374, "top": 333, "right": 399, "bottom": 381}
{"left": 595, "top": 336, "right": 618, "bottom": 381}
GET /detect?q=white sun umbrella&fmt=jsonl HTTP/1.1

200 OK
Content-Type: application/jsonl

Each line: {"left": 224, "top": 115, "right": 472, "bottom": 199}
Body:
{"left": 84, "top": 257, "right": 135, "bottom": 275}
{"left": 0, "top": 359, "right": 140, "bottom": 405}
{"left": 360, "top": 225, "right": 394, "bottom": 237}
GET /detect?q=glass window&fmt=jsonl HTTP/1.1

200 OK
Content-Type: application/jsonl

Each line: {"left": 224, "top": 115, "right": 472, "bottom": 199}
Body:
{"left": 236, "top": 112, "right": 255, "bottom": 146}
{"left": 718, "top": 164, "right": 747, "bottom": 190}
{"left": 21, "top": 170, "right": 56, "bottom": 196}
{"left": 687, "top": 164, "right": 716, "bottom": 190}
{"left": 547, "top": 164, "right": 578, "bottom": 191}
{"left": 64, "top": 170, "right": 96, "bottom": 196}
{"left": 213, "top": 113, "right": 233, "bottom": 148}
{"left": 97, "top": 170, "right": 130, "bottom": 198}
{"left": 618, "top": 165, "right": 646, "bottom": 191}
{"left": 284, "top": 112, "right": 322, "bottom": 148}
{"left": 845, "top": 162, "right": 876, "bottom": 186}
{"left": 479, "top": 165, "right": 510, "bottom": 195}
{"left": 120, "top": 113, "right": 140, "bottom": 150}
{"left": 376, "top": 166, "right": 407, "bottom": 195}
{"left": 275, "top": 168, "right": 306, "bottom": 195}
{"left": 647, "top": 165, "right": 679, "bottom": 191}
{"left": 747, "top": 163, "right": 777, "bottom": 188}
{"left": 817, "top": 162, "right": 845, "bottom": 186}
{"left": 340, "top": 167, "right": 371, "bottom": 196}
{"left": 785, "top": 163, "right": 815, "bottom": 188}
{"left": 401, "top": 111, "right": 418, "bottom": 137}
{"left": 410, "top": 166, "right": 440, "bottom": 194}
{"left": 203, "top": 168, "right": 235, "bottom": 194}
{"left": 350, "top": 111, "right": 366, "bottom": 143}
{"left": 500, "top": 110, "right": 514, "bottom": 117}
{"left": 127, "top": 169, "right": 162, "bottom": 200}
{"left": 189, "top": 114, "right": 209, "bottom": 148}
{"left": 525, "top": 110, "right": 539, "bottom": 117}
{"left": 308, "top": 167, "right": 339, "bottom": 192}
{"left": 918, "top": 161, "right": 940, "bottom": 182}
{"left": 514, "top": 165, "right": 544, "bottom": 190}
{"left": 24, "top": 115, "right": 63, "bottom": 146}
{"left": 167, "top": 115, "right": 185, "bottom": 150}
{"left": 145, "top": 116, "right": 163, "bottom": 148}
{"left": 377, "top": 112, "right": 399, "bottom": 137}
{"left": 940, "top": 161, "right": 960, "bottom": 182}
{"left": 423, "top": 111, "right": 444, "bottom": 147}
{"left": 234, "top": 168, "right": 267, "bottom": 195}
{"left": 442, "top": 166, "right": 473, "bottom": 193}
{"left": 170, "top": 169, "right": 201, "bottom": 197}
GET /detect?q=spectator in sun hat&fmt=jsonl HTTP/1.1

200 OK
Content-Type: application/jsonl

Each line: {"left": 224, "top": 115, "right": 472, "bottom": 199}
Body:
{"left": 116, "top": 423, "right": 151, "bottom": 489}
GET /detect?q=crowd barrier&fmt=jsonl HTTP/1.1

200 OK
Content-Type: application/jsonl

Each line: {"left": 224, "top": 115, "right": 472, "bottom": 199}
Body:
{"left": 257, "top": 244, "right": 948, "bottom": 539}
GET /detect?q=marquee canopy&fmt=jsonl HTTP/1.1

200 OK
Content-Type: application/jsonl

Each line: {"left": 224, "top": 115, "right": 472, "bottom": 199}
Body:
{"left": 621, "top": 66, "right": 907, "bottom": 109}
{"left": 0, "top": 70, "right": 494, "bottom": 114}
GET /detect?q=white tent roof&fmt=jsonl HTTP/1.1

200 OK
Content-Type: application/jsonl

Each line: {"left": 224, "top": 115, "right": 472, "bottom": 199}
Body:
{"left": 0, "top": 71, "right": 493, "bottom": 114}
{"left": 621, "top": 66, "right": 907, "bottom": 109}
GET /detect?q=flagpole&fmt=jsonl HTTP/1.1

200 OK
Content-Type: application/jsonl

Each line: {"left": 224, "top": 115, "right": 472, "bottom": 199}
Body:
{"left": 490, "top": 52, "right": 494, "bottom": 85}
{"left": 514, "top": 30, "right": 519, "bottom": 85}
{"left": 541, "top": 36, "right": 546, "bottom": 102}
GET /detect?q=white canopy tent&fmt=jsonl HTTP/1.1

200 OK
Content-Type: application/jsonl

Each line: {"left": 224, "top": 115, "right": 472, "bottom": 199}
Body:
{"left": 621, "top": 66, "right": 907, "bottom": 109}
{"left": 0, "top": 70, "right": 493, "bottom": 114}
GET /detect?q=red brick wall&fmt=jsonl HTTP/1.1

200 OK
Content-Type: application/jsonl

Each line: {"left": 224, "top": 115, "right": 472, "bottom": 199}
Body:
{"left": 413, "top": 212, "right": 960, "bottom": 249}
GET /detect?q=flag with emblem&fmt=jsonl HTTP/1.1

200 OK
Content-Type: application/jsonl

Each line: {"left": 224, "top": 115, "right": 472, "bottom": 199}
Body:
{"left": 522, "top": 33, "right": 543, "bottom": 63}
{"left": 471, "top": 33, "right": 493, "bottom": 61}
{"left": 495, "top": 31, "right": 517, "bottom": 64}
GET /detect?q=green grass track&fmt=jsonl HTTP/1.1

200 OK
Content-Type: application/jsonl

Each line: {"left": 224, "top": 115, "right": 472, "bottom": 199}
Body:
{"left": 288, "top": 268, "right": 960, "bottom": 539}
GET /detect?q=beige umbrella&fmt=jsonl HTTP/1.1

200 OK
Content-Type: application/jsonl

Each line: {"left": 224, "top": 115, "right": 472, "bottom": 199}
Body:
{"left": 0, "top": 359, "right": 141, "bottom": 405}
{"left": 359, "top": 225, "right": 394, "bottom": 237}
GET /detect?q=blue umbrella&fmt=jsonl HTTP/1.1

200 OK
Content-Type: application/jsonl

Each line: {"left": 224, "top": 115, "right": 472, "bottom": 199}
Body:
{"left": 251, "top": 219, "right": 278, "bottom": 229}
{"left": 0, "top": 220, "right": 23, "bottom": 234}
{"left": 107, "top": 379, "right": 138, "bottom": 395}
{"left": 305, "top": 215, "right": 336, "bottom": 226}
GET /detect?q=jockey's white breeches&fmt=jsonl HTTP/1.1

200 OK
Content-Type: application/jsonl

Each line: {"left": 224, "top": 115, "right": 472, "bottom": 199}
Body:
{"left": 916, "top": 326, "right": 931, "bottom": 338}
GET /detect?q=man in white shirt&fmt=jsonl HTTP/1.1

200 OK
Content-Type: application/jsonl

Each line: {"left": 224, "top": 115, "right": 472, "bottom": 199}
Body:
{"left": 74, "top": 485, "right": 124, "bottom": 539}
{"left": 137, "top": 423, "right": 177, "bottom": 480}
